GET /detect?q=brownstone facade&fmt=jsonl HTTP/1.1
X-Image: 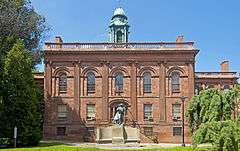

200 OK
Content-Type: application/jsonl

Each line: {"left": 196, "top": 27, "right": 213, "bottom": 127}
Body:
{"left": 38, "top": 38, "right": 238, "bottom": 143}
{"left": 37, "top": 8, "right": 238, "bottom": 143}
{"left": 195, "top": 61, "right": 238, "bottom": 93}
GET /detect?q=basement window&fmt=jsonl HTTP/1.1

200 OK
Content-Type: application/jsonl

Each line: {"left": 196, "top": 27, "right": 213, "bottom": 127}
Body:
{"left": 173, "top": 127, "right": 182, "bottom": 136}
{"left": 57, "top": 127, "right": 66, "bottom": 136}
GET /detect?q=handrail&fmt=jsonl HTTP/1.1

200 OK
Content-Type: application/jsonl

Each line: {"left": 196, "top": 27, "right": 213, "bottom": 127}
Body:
{"left": 195, "top": 72, "right": 237, "bottom": 74}
{"left": 195, "top": 72, "right": 238, "bottom": 77}
{"left": 45, "top": 42, "right": 194, "bottom": 50}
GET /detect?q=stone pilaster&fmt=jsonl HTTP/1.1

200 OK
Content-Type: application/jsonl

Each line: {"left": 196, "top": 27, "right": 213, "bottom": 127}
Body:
{"left": 44, "top": 61, "right": 52, "bottom": 97}
{"left": 74, "top": 62, "right": 81, "bottom": 117}
{"left": 102, "top": 62, "right": 109, "bottom": 122}
{"left": 159, "top": 62, "right": 166, "bottom": 121}
{"left": 130, "top": 62, "right": 137, "bottom": 121}
{"left": 188, "top": 62, "right": 195, "bottom": 99}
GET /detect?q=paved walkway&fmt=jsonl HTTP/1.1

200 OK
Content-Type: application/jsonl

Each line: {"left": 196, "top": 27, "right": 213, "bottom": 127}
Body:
{"left": 42, "top": 140, "right": 208, "bottom": 150}
{"left": 71, "top": 143, "right": 191, "bottom": 150}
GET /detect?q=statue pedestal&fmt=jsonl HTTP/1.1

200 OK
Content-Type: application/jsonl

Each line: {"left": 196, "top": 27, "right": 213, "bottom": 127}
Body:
{"left": 112, "top": 125, "right": 125, "bottom": 144}
{"left": 96, "top": 125, "right": 139, "bottom": 144}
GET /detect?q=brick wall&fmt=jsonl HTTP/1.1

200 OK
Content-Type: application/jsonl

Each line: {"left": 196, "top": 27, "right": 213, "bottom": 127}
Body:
{"left": 41, "top": 46, "right": 237, "bottom": 143}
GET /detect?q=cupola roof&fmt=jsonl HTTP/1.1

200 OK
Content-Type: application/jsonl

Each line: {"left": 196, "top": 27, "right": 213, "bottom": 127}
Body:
{"left": 114, "top": 7, "right": 125, "bottom": 16}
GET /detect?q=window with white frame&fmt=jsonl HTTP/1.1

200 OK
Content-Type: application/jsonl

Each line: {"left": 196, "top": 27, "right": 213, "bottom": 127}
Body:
{"left": 86, "top": 104, "right": 95, "bottom": 120}
{"left": 58, "top": 105, "right": 67, "bottom": 118}
{"left": 172, "top": 104, "right": 181, "bottom": 120}
{"left": 143, "top": 72, "right": 151, "bottom": 93}
{"left": 144, "top": 104, "right": 152, "bottom": 120}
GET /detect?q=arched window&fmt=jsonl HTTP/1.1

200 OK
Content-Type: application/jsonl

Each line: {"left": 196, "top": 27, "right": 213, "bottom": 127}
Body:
{"left": 143, "top": 72, "right": 151, "bottom": 93}
{"left": 115, "top": 72, "right": 124, "bottom": 94}
{"left": 87, "top": 72, "right": 95, "bottom": 94}
{"left": 59, "top": 73, "right": 67, "bottom": 92}
{"left": 116, "top": 31, "right": 123, "bottom": 43}
{"left": 171, "top": 72, "right": 180, "bottom": 93}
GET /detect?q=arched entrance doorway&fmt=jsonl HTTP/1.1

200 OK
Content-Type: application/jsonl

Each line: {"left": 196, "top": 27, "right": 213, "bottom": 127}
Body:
{"left": 109, "top": 99, "right": 129, "bottom": 123}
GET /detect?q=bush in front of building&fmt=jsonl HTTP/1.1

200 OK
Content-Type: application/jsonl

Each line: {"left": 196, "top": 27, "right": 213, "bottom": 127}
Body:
{"left": 0, "top": 138, "right": 11, "bottom": 148}
{"left": 186, "top": 87, "right": 240, "bottom": 151}
{"left": 192, "top": 120, "right": 240, "bottom": 151}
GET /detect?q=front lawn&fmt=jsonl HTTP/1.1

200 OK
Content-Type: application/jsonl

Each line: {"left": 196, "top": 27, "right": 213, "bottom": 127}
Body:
{"left": 0, "top": 143, "right": 210, "bottom": 151}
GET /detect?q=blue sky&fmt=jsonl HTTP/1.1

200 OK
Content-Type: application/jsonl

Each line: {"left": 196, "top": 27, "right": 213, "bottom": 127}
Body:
{"left": 33, "top": 0, "right": 239, "bottom": 76}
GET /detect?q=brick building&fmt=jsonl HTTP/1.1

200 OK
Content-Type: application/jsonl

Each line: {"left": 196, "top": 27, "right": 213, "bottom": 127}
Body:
{"left": 39, "top": 8, "right": 238, "bottom": 143}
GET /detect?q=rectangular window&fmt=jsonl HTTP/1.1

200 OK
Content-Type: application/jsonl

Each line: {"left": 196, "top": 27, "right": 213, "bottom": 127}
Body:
{"left": 57, "top": 127, "right": 66, "bottom": 136}
{"left": 58, "top": 105, "right": 67, "bottom": 118}
{"left": 87, "top": 104, "right": 95, "bottom": 120}
{"left": 144, "top": 104, "right": 152, "bottom": 120}
{"left": 143, "top": 127, "right": 153, "bottom": 136}
{"left": 172, "top": 104, "right": 181, "bottom": 120}
{"left": 173, "top": 127, "right": 182, "bottom": 136}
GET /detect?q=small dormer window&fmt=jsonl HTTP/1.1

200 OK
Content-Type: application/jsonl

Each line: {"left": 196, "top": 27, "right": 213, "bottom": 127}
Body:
{"left": 116, "top": 31, "right": 123, "bottom": 43}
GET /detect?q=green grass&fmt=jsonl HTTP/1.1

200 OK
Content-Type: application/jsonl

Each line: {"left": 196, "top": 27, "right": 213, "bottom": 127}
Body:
{"left": 0, "top": 143, "right": 210, "bottom": 151}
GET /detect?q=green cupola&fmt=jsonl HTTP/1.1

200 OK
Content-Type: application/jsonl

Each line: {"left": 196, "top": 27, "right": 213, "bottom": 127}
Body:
{"left": 109, "top": 7, "right": 130, "bottom": 43}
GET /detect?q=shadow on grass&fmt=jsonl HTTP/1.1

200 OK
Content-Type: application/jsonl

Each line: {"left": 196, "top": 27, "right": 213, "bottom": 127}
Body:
{"left": 37, "top": 142, "right": 65, "bottom": 147}
{"left": 0, "top": 142, "right": 66, "bottom": 150}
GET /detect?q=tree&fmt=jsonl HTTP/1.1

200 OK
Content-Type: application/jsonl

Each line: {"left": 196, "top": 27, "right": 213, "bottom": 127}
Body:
{"left": 186, "top": 88, "right": 240, "bottom": 151}
{"left": 192, "top": 120, "right": 240, "bottom": 151}
{"left": 0, "top": 41, "right": 42, "bottom": 146}
{"left": 0, "top": 1, "right": 48, "bottom": 145}
{"left": 0, "top": 0, "right": 48, "bottom": 53}
{"left": 0, "top": 0, "right": 49, "bottom": 85}
{"left": 186, "top": 88, "right": 239, "bottom": 133}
